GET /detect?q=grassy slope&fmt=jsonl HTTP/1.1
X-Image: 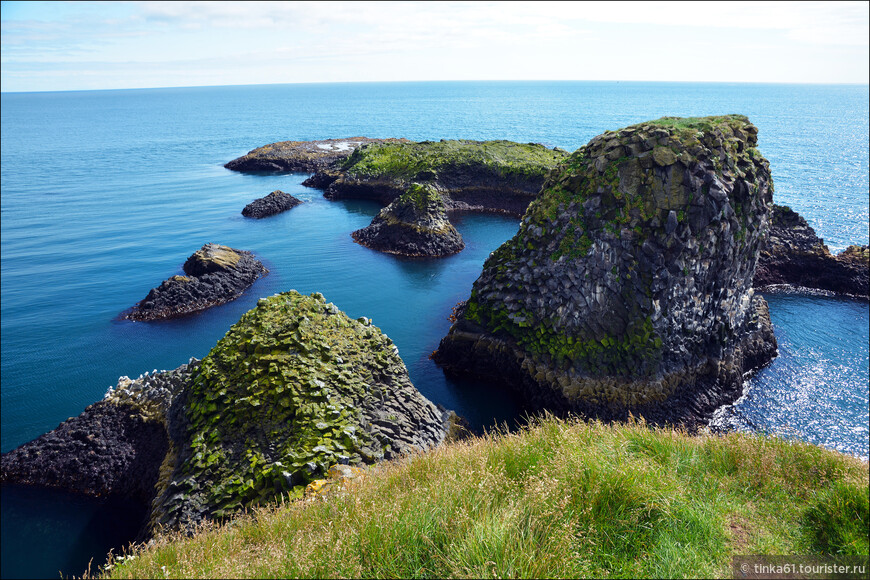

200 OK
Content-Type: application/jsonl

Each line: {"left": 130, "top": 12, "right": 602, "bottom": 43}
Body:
{"left": 103, "top": 416, "right": 868, "bottom": 579}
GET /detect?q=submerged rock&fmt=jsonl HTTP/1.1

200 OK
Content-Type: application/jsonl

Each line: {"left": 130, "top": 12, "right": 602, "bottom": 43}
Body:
{"left": 307, "top": 139, "right": 569, "bottom": 216}
{"left": 754, "top": 205, "right": 868, "bottom": 297}
{"left": 352, "top": 182, "right": 465, "bottom": 257}
{"left": 434, "top": 115, "right": 778, "bottom": 427}
{"left": 225, "top": 137, "right": 409, "bottom": 173}
{"left": 5, "top": 292, "right": 458, "bottom": 534}
{"left": 241, "top": 190, "right": 302, "bottom": 219}
{"left": 123, "top": 243, "right": 268, "bottom": 321}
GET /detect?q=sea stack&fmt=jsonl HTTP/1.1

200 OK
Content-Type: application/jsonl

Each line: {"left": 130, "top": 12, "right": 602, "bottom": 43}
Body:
{"left": 351, "top": 182, "right": 465, "bottom": 257}
{"left": 433, "top": 115, "right": 778, "bottom": 427}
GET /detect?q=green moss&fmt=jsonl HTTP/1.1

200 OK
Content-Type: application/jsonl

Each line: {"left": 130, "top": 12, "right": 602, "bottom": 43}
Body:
{"left": 341, "top": 139, "right": 568, "bottom": 185}
{"left": 176, "top": 291, "right": 407, "bottom": 514}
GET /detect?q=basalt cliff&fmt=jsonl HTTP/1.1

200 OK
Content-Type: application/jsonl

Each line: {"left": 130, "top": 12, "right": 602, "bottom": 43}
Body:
{"left": 433, "top": 115, "right": 778, "bottom": 427}
{"left": 4, "top": 292, "right": 457, "bottom": 533}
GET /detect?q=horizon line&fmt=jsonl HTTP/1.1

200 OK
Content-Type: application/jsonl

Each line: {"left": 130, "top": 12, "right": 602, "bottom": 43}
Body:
{"left": 3, "top": 78, "right": 869, "bottom": 95}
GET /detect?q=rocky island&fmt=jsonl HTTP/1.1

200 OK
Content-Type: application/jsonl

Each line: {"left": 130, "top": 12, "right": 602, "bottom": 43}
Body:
{"left": 306, "top": 138, "right": 569, "bottom": 215}
{"left": 241, "top": 189, "right": 303, "bottom": 218}
{"left": 225, "top": 137, "right": 408, "bottom": 173}
{"left": 754, "top": 204, "right": 869, "bottom": 297}
{"left": 434, "top": 115, "right": 778, "bottom": 427}
{"left": 3, "top": 291, "right": 458, "bottom": 533}
{"left": 351, "top": 182, "right": 465, "bottom": 257}
{"left": 123, "top": 243, "right": 268, "bottom": 321}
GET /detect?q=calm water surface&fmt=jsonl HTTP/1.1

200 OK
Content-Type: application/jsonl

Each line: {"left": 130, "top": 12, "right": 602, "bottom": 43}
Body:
{"left": 1, "top": 81, "right": 868, "bottom": 578}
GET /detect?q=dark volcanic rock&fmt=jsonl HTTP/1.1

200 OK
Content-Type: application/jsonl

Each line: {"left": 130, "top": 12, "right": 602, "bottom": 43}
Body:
{"left": 1, "top": 361, "right": 197, "bottom": 502}
{"left": 124, "top": 243, "right": 268, "bottom": 321}
{"left": 5, "top": 292, "right": 458, "bottom": 535}
{"left": 351, "top": 183, "right": 465, "bottom": 257}
{"left": 309, "top": 139, "right": 569, "bottom": 216}
{"left": 225, "top": 137, "right": 409, "bottom": 174}
{"left": 433, "top": 115, "right": 778, "bottom": 428}
{"left": 754, "top": 205, "right": 868, "bottom": 297}
{"left": 241, "top": 190, "right": 302, "bottom": 218}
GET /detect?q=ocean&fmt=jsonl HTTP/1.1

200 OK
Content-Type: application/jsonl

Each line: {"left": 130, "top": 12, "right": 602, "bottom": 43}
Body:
{"left": 1, "top": 81, "right": 868, "bottom": 578}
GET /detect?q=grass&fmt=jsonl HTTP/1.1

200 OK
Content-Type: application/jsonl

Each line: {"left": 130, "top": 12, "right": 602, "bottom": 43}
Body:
{"left": 100, "top": 415, "right": 868, "bottom": 579}
{"left": 341, "top": 139, "right": 568, "bottom": 184}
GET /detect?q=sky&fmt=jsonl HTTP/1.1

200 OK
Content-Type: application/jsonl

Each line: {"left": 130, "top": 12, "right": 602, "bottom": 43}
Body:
{"left": 1, "top": 1, "right": 868, "bottom": 92}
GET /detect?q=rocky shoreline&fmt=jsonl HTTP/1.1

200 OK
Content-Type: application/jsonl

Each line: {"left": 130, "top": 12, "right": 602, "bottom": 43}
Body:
{"left": 123, "top": 243, "right": 268, "bottom": 321}
{"left": 225, "top": 137, "right": 409, "bottom": 173}
{"left": 754, "top": 205, "right": 868, "bottom": 298}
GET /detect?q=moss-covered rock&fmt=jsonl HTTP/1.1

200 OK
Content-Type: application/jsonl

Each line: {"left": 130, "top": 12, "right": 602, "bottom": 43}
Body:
{"left": 754, "top": 205, "right": 868, "bottom": 297}
{"left": 124, "top": 243, "right": 268, "bottom": 321}
{"left": 308, "top": 139, "right": 569, "bottom": 216}
{"left": 351, "top": 182, "right": 465, "bottom": 257}
{"left": 434, "top": 115, "right": 778, "bottom": 427}
{"left": 150, "top": 290, "right": 456, "bottom": 530}
{"left": 225, "top": 138, "right": 409, "bottom": 174}
{"left": 5, "top": 291, "right": 457, "bottom": 535}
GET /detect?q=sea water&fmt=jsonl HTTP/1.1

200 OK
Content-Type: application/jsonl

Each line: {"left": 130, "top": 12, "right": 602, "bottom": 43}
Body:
{"left": 1, "top": 81, "right": 868, "bottom": 578}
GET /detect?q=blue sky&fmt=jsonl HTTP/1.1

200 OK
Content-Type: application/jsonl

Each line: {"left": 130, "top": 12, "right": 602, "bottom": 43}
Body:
{"left": 1, "top": 1, "right": 868, "bottom": 92}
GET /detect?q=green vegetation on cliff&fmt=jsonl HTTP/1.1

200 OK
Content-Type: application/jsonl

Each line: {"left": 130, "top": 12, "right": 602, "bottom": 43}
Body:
{"left": 458, "top": 114, "right": 772, "bottom": 381}
{"left": 153, "top": 291, "right": 449, "bottom": 529}
{"left": 103, "top": 417, "right": 868, "bottom": 579}
{"left": 341, "top": 139, "right": 568, "bottom": 184}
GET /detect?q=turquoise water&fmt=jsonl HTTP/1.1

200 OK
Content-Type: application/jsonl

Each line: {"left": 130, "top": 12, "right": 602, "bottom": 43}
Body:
{"left": 1, "top": 81, "right": 868, "bottom": 578}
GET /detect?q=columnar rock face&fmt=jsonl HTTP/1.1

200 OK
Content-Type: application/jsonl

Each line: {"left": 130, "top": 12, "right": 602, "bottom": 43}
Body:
{"left": 434, "top": 115, "right": 778, "bottom": 426}
{"left": 351, "top": 183, "right": 465, "bottom": 257}
{"left": 124, "top": 243, "right": 268, "bottom": 321}
{"left": 224, "top": 137, "right": 409, "bottom": 173}
{"left": 306, "top": 139, "right": 569, "bottom": 216}
{"left": 754, "top": 205, "right": 869, "bottom": 297}
{"left": 152, "top": 291, "right": 457, "bottom": 530}
{"left": 241, "top": 190, "right": 303, "bottom": 218}
{"left": 6, "top": 291, "right": 457, "bottom": 534}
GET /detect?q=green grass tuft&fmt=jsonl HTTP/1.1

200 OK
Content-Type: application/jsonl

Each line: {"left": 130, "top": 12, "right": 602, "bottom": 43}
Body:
{"left": 101, "top": 416, "right": 868, "bottom": 579}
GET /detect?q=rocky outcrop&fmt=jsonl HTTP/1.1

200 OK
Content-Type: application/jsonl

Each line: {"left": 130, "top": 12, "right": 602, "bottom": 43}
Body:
{"left": 4, "top": 292, "right": 458, "bottom": 534}
{"left": 225, "top": 138, "right": 409, "bottom": 173}
{"left": 351, "top": 183, "right": 465, "bottom": 257}
{"left": 151, "top": 291, "right": 457, "bottom": 530}
{"left": 123, "top": 243, "right": 268, "bottom": 321}
{"left": 433, "top": 115, "right": 778, "bottom": 428}
{"left": 241, "top": 190, "right": 302, "bottom": 218}
{"left": 753, "top": 205, "right": 868, "bottom": 297}
{"left": 0, "top": 362, "right": 196, "bottom": 503}
{"left": 305, "top": 139, "right": 569, "bottom": 216}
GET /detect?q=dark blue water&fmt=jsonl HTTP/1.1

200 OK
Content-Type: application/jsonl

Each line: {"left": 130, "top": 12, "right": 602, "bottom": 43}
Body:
{"left": 2, "top": 81, "right": 868, "bottom": 578}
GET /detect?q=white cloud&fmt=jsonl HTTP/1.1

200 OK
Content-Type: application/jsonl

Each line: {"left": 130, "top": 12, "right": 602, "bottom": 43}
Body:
{"left": 1, "top": 0, "right": 867, "bottom": 91}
